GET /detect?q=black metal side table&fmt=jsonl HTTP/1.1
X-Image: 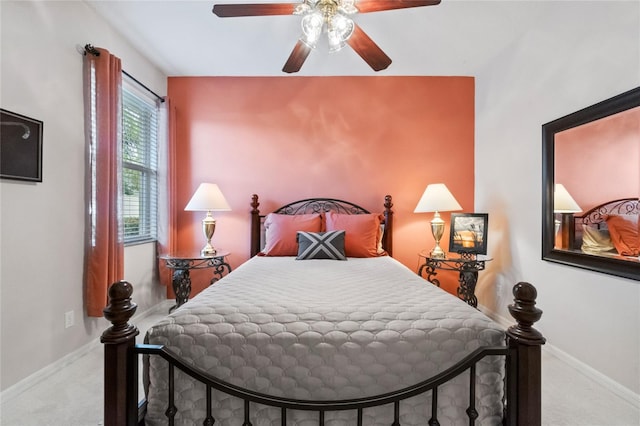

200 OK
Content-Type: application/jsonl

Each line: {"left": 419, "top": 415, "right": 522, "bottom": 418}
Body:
{"left": 418, "top": 250, "right": 491, "bottom": 308}
{"left": 160, "top": 252, "right": 232, "bottom": 312}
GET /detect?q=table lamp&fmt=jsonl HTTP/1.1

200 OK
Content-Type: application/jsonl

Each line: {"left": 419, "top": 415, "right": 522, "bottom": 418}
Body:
{"left": 554, "top": 183, "right": 581, "bottom": 249}
{"left": 184, "top": 183, "right": 231, "bottom": 256}
{"left": 414, "top": 183, "right": 462, "bottom": 259}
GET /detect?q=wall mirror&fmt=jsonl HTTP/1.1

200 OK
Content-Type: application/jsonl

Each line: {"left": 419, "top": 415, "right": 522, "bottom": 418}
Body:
{"left": 542, "top": 87, "right": 640, "bottom": 281}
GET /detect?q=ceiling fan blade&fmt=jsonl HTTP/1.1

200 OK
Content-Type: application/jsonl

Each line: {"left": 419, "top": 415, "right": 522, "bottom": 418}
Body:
{"left": 356, "top": 0, "right": 440, "bottom": 13}
{"left": 212, "top": 3, "right": 296, "bottom": 17}
{"left": 347, "top": 25, "right": 392, "bottom": 72}
{"left": 282, "top": 40, "right": 312, "bottom": 73}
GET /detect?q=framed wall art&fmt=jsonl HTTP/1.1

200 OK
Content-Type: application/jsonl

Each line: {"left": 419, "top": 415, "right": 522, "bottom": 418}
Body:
{"left": 449, "top": 213, "right": 489, "bottom": 255}
{"left": 1, "top": 109, "right": 43, "bottom": 182}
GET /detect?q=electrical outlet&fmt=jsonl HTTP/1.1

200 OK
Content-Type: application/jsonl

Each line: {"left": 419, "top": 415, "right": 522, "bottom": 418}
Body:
{"left": 65, "top": 310, "right": 74, "bottom": 328}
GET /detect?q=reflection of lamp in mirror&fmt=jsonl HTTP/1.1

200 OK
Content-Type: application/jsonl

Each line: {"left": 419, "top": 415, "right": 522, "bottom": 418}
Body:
{"left": 185, "top": 183, "right": 231, "bottom": 256}
{"left": 554, "top": 183, "right": 581, "bottom": 249}
{"left": 414, "top": 183, "right": 463, "bottom": 259}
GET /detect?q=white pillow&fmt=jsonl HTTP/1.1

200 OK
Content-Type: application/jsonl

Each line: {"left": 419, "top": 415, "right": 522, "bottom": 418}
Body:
{"left": 581, "top": 225, "right": 616, "bottom": 253}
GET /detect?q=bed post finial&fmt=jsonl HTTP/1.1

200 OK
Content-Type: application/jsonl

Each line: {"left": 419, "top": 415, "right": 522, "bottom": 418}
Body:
{"left": 507, "top": 282, "right": 545, "bottom": 345}
{"left": 384, "top": 195, "right": 393, "bottom": 210}
{"left": 102, "top": 281, "right": 139, "bottom": 426}
{"left": 250, "top": 194, "right": 261, "bottom": 257}
{"left": 383, "top": 195, "right": 393, "bottom": 256}
{"left": 102, "top": 280, "right": 138, "bottom": 342}
{"left": 505, "top": 282, "right": 545, "bottom": 426}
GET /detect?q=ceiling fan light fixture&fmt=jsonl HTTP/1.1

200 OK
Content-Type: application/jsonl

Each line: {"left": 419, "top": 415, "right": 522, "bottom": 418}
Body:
{"left": 338, "top": 0, "right": 358, "bottom": 15}
{"left": 293, "top": 1, "right": 312, "bottom": 15}
{"left": 327, "top": 13, "right": 354, "bottom": 52}
{"left": 327, "top": 36, "right": 346, "bottom": 52}
{"left": 301, "top": 11, "right": 323, "bottom": 47}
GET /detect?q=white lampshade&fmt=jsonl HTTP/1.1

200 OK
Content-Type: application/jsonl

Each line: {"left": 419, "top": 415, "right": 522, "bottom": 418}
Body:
{"left": 185, "top": 183, "right": 231, "bottom": 212}
{"left": 414, "top": 183, "right": 463, "bottom": 213}
{"left": 554, "top": 184, "right": 581, "bottom": 213}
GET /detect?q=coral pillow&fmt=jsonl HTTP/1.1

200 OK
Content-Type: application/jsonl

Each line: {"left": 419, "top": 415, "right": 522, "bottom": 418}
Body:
{"left": 262, "top": 213, "right": 322, "bottom": 256}
{"left": 604, "top": 215, "right": 639, "bottom": 256}
{"left": 324, "top": 212, "right": 383, "bottom": 257}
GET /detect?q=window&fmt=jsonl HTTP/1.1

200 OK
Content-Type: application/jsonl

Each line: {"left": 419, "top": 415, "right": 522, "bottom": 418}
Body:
{"left": 122, "top": 80, "right": 159, "bottom": 244}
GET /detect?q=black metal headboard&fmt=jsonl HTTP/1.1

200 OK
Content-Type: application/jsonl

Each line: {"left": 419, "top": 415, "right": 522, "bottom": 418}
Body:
{"left": 250, "top": 195, "right": 393, "bottom": 257}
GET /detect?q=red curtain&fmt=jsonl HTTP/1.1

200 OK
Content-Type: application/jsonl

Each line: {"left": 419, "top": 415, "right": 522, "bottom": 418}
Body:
{"left": 83, "top": 47, "right": 124, "bottom": 317}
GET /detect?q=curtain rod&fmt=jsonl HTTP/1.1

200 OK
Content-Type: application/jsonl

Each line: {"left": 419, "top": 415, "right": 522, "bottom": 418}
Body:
{"left": 83, "top": 44, "right": 165, "bottom": 103}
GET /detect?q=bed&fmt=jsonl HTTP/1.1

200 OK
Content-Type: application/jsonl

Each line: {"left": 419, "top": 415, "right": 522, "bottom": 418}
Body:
{"left": 102, "top": 195, "right": 545, "bottom": 426}
{"left": 569, "top": 198, "right": 639, "bottom": 259}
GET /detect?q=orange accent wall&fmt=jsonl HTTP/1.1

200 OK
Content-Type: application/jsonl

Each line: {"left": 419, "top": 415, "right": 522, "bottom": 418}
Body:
{"left": 168, "top": 76, "right": 475, "bottom": 296}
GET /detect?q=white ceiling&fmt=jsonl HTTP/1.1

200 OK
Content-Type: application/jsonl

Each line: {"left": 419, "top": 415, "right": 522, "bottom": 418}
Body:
{"left": 85, "top": 0, "right": 545, "bottom": 77}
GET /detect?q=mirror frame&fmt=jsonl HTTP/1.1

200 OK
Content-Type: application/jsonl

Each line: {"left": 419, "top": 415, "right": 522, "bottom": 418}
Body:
{"left": 542, "top": 86, "right": 640, "bottom": 281}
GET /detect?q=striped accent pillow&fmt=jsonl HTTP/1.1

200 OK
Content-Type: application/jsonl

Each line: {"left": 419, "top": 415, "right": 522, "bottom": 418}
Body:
{"left": 296, "top": 230, "right": 347, "bottom": 260}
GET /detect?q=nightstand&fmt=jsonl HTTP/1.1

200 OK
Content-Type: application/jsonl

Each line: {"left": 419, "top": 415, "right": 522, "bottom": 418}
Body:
{"left": 160, "top": 252, "right": 232, "bottom": 312}
{"left": 418, "top": 250, "right": 491, "bottom": 308}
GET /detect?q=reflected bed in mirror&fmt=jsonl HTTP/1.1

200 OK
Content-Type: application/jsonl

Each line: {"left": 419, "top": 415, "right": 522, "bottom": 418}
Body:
{"left": 542, "top": 87, "right": 640, "bottom": 281}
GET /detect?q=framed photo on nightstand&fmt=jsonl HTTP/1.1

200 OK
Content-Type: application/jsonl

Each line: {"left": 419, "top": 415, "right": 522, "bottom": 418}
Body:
{"left": 449, "top": 213, "right": 488, "bottom": 255}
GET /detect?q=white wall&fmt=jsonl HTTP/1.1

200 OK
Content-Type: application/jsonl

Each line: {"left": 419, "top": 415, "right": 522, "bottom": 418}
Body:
{"left": 473, "top": 1, "right": 640, "bottom": 397}
{"left": 0, "top": 1, "right": 166, "bottom": 391}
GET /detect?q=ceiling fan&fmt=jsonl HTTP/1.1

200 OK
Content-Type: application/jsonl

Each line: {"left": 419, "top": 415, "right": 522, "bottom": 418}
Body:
{"left": 212, "top": 0, "right": 441, "bottom": 73}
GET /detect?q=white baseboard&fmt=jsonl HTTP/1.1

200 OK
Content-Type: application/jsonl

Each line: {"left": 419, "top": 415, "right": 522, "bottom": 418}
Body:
{"left": 478, "top": 303, "right": 640, "bottom": 410}
{"left": 0, "top": 300, "right": 171, "bottom": 405}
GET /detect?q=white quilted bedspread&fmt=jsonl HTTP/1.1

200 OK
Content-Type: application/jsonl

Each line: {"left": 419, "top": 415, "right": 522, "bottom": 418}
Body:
{"left": 144, "top": 256, "right": 505, "bottom": 426}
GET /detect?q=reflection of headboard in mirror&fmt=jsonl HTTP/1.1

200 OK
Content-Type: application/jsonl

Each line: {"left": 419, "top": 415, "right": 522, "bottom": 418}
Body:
{"left": 570, "top": 198, "right": 639, "bottom": 259}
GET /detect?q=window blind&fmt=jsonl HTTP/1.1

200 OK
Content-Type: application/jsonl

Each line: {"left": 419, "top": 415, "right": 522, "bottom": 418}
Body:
{"left": 122, "top": 81, "right": 159, "bottom": 244}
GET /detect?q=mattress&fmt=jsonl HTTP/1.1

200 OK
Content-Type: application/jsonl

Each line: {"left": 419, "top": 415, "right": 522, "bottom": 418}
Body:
{"left": 144, "top": 256, "right": 505, "bottom": 426}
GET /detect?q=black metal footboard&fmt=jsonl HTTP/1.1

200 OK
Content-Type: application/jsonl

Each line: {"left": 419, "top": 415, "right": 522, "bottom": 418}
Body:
{"left": 138, "top": 344, "right": 511, "bottom": 426}
{"left": 102, "top": 281, "right": 544, "bottom": 426}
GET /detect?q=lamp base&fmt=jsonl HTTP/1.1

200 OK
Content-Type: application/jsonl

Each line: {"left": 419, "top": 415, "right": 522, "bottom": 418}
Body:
{"left": 201, "top": 213, "right": 217, "bottom": 257}
{"left": 430, "top": 211, "right": 447, "bottom": 259}
{"left": 430, "top": 245, "right": 446, "bottom": 259}
{"left": 201, "top": 244, "right": 217, "bottom": 257}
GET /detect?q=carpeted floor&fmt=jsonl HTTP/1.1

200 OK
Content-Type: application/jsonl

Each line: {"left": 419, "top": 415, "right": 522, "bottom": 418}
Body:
{"left": 1, "top": 304, "right": 638, "bottom": 426}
